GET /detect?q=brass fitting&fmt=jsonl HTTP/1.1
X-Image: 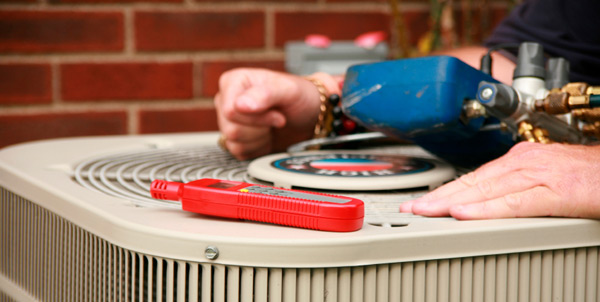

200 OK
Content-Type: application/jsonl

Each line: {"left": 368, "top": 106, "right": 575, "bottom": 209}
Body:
{"left": 533, "top": 128, "right": 552, "bottom": 144}
{"left": 462, "top": 100, "right": 486, "bottom": 120}
{"left": 535, "top": 83, "right": 597, "bottom": 114}
{"left": 568, "top": 95, "right": 590, "bottom": 110}
{"left": 562, "top": 82, "right": 588, "bottom": 96}
{"left": 582, "top": 122, "right": 600, "bottom": 139}
{"left": 518, "top": 121, "right": 552, "bottom": 143}
{"left": 518, "top": 121, "right": 536, "bottom": 142}
{"left": 572, "top": 108, "right": 600, "bottom": 122}
{"left": 586, "top": 86, "right": 600, "bottom": 96}
{"left": 534, "top": 91, "right": 569, "bottom": 114}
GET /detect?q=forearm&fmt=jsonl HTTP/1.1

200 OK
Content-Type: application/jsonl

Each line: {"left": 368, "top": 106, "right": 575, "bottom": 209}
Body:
{"left": 433, "top": 46, "right": 516, "bottom": 84}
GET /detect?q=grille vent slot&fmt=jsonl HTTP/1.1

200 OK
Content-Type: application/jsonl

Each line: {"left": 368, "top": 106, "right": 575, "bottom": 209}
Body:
{"left": 71, "top": 146, "right": 252, "bottom": 208}
{"left": 2, "top": 186, "right": 600, "bottom": 301}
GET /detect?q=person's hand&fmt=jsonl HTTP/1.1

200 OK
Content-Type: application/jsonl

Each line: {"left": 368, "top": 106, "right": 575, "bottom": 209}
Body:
{"left": 214, "top": 68, "right": 339, "bottom": 160}
{"left": 400, "top": 142, "right": 600, "bottom": 219}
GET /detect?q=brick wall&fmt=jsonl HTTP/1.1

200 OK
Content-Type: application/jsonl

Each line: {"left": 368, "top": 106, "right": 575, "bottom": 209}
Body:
{"left": 0, "top": 0, "right": 511, "bottom": 149}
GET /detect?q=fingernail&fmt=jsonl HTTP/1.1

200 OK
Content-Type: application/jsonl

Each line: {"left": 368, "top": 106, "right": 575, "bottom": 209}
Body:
{"left": 449, "top": 205, "right": 476, "bottom": 220}
{"left": 412, "top": 201, "right": 429, "bottom": 212}
{"left": 399, "top": 201, "right": 412, "bottom": 212}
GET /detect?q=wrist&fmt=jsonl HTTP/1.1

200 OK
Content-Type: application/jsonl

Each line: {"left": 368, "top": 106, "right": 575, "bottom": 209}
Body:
{"left": 304, "top": 73, "right": 363, "bottom": 142}
{"left": 305, "top": 72, "right": 342, "bottom": 96}
{"left": 304, "top": 75, "right": 332, "bottom": 139}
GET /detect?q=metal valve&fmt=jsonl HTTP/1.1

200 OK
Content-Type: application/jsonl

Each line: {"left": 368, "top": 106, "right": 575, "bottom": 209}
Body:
{"left": 535, "top": 83, "right": 600, "bottom": 114}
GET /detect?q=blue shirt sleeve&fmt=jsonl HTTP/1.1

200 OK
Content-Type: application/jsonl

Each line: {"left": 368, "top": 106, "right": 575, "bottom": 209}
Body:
{"left": 484, "top": 0, "right": 600, "bottom": 84}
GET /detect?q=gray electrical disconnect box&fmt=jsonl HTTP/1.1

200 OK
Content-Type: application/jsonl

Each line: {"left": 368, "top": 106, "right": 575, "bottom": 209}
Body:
{"left": 285, "top": 41, "right": 388, "bottom": 75}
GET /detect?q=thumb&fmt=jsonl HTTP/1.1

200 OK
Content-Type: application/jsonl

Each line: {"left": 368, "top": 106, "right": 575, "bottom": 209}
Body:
{"left": 233, "top": 86, "right": 286, "bottom": 128}
{"left": 235, "top": 73, "right": 316, "bottom": 114}
{"left": 234, "top": 85, "right": 274, "bottom": 113}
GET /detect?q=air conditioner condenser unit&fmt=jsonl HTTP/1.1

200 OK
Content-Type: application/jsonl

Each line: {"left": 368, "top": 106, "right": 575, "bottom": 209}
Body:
{"left": 1, "top": 132, "right": 600, "bottom": 302}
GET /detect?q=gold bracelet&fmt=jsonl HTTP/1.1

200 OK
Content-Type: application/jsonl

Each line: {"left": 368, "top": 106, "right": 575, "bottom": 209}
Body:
{"left": 305, "top": 77, "right": 333, "bottom": 139}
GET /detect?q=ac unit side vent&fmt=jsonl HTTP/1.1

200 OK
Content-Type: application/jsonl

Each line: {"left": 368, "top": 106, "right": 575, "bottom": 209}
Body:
{"left": 2, "top": 187, "right": 600, "bottom": 302}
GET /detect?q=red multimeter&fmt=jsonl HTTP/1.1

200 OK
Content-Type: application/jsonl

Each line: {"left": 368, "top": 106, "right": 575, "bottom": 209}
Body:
{"left": 150, "top": 178, "right": 364, "bottom": 232}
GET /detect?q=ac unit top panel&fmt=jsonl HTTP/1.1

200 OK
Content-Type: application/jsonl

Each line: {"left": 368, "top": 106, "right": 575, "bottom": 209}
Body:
{"left": 2, "top": 132, "right": 599, "bottom": 268}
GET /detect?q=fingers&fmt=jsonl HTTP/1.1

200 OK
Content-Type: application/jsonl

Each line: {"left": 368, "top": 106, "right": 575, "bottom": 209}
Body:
{"left": 232, "top": 85, "right": 271, "bottom": 112}
{"left": 231, "top": 85, "right": 288, "bottom": 116}
{"left": 400, "top": 142, "right": 549, "bottom": 215}
{"left": 407, "top": 170, "right": 543, "bottom": 216}
{"left": 216, "top": 90, "right": 286, "bottom": 129}
{"left": 222, "top": 136, "right": 272, "bottom": 160}
{"left": 218, "top": 69, "right": 271, "bottom": 113}
{"left": 219, "top": 127, "right": 272, "bottom": 160}
{"left": 399, "top": 142, "right": 554, "bottom": 217}
{"left": 214, "top": 68, "right": 336, "bottom": 160}
{"left": 217, "top": 111, "right": 274, "bottom": 160}
{"left": 218, "top": 68, "right": 302, "bottom": 113}
{"left": 449, "top": 186, "right": 561, "bottom": 219}
{"left": 401, "top": 142, "right": 600, "bottom": 220}
{"left": 215, "top": 88, "right": 282, "bottom": 161}
{"left": 217, "top": 69, "right": 282, "bottom": 129}
{"left": 399, "top": 165, "right": 515, "bottom": 215}
{"left": 404, "top": 147, "right": 527, "bottom": 205}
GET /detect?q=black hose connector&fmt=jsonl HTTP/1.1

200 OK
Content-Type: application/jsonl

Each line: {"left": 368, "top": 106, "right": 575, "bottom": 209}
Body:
{"left": 546, "top": 57, "right": 570, "bottom": 89}
{"left": 513, "top": 42, "right": 546, "bottom": 79}
{"left": 479, "top": 43, "right": 520, "bottom": 76}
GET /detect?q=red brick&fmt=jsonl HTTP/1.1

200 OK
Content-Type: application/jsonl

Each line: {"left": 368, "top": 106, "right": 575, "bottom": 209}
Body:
{"left": 0, "top": 11, "right": 124, "bottom": 53}
{"left": 325, "top": 0, "right": 388, "bottom": 2}
{"left": 0, "top": 111, "right": 127, "bottom": 148}
{"left": 135, "top": 11, "right": 265, "bottom": 51}
{"left": 200, "top": 60, "right": 285, "bottom": 97}
{"left": 138, "top": 107, "right": 219, "bottom": 134}
{"left": 61, "top": 62, "right": 193, "bottom": 101}
{"left": 326, "top": 0, "right": 430, "bottom": 2}
{"left": 0, "top": 64, "right": 52, "bottom": 105}
{"left": 451, "top": 7, "right": 509, "bottom": 45}
{"left": 489, "top": 7, "right": 511, "bottom": 33}
{"left": 275, "top": 12, "right": 391, "bottom": 46}
{"left": 195, "top": 0, "right": 314, "bottom": 2}
{"left": 52, "top": 0, "right": 180, "bottom": 3}
{"left": 402, "top": 10, "right": 432, "bottom": 45}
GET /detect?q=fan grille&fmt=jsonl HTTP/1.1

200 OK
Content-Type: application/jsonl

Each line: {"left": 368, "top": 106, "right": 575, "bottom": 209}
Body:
{"left": 70, "top": 145, "right": 436, "bottom": 226}
{"left": 72, "top": 146, "right": 253, "bottom": 208}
